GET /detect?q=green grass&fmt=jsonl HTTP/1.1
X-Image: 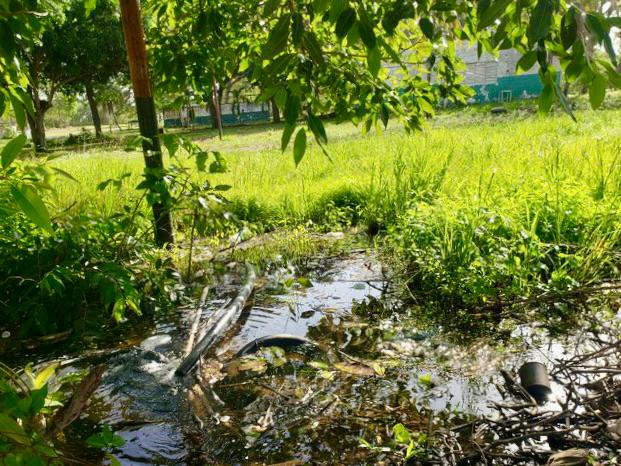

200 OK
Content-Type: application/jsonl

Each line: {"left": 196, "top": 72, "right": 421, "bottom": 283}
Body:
{"left": 42, "top": 100, "right": 621, "bottom": 318}
{"left": 49, "top": 102, "right": 621, "bottom": 227}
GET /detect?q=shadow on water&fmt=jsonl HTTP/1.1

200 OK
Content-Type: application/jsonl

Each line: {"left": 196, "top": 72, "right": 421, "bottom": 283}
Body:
{"left": 7, "top": 249, "right": 620, "bottom": 465}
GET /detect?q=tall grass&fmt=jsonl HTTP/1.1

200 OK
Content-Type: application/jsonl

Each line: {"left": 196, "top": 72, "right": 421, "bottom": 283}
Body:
{"left": 48, "top": 103, "right": 621, "bottom": 311}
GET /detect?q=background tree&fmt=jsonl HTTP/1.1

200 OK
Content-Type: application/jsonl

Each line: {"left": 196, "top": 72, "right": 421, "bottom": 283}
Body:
{"left": 18, "top": 0, "right": 124, "bottom": 150}
{"left": 145, "top": 0, "right": 256, "bottom": 133}
{"left": 144, "top": 0, "right": 621, "bottom": 166}
{"left": 43, "top": 0, "right": 126, "bottom": 139}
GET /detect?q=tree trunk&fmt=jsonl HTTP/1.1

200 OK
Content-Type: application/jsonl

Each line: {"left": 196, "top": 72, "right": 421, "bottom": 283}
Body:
{"left": 85, "top": 81, "right": 103, "bottom": 137}
{"left": 107, "top": 101, "right": 122, "bottom": 131}
{"left": 212, "top": 76, "right": 223, "bottom": 139}
{"left": 120, "top": 0, "right": 174, "bottom": 247}
{"left": 27, "top": 99, "right": 48, "bottom": 152}
{"left": 270, "top": 97, "right": 280, "bottom": 123}
{"left": 207, "top": 97, "right": 218, "bottom": 130}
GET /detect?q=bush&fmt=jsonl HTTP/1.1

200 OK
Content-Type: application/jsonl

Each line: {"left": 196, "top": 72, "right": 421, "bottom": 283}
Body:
{"left": 0, "top": 208, "right": 180, "bottom": 339}
{"left": 387, "top": 198, "right": 621, "bottom": 310}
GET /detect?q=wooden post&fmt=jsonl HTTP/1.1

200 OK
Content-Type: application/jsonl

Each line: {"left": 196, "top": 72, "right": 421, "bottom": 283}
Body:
{"left": 119, "top": 0, "right": 174, "bottom": 247}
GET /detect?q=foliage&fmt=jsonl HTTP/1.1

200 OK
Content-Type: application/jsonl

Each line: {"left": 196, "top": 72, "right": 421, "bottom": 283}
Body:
{"left": 0, "top": 151, "right": 182, "bottom": 339}
{"left": 0, "top": 363, "right": 62, "bottom": 465}
{"left": 0, "top": 203, "right": 181, "bottom": 338}
{"left": 42, "top": 0, "right": 126, "bottom": 94}
{"left": 0, "top": 363, "right": 124, "bottom": 465}
{"left": 145, "top": 0, "right": 621, "bottom": 166}
{"left": 359, "top": 422, "right": 427, "bottom": 463}
{"left": 145, "top": 0, "right": 253, "bottom": 108}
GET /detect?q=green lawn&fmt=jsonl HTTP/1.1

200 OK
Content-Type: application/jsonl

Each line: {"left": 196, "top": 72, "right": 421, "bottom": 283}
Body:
{"left": 48, "top": 103, "right": 621, "bottom": 229}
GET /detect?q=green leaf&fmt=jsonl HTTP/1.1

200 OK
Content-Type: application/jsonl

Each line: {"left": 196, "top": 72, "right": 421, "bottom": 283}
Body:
{"left": 393, "top": 423, "right": 411, "bottom": 444}
{"left": 303, "top": 31, "right": 326, "bottom": 67}
{"left": 85, "top": 0, "right": 97, "bottom": 16}
{"left": 589, "top": 73, "right": 606, "bottom": 109}
{"left": 516, "top": 51, "right": 537, "bottom": 74}
{"left": 293, "top": 128, "right": 307, "bottom": 166}
{"left": 296, "top": 276, "right": 313, "bottom": 287}
{"left": 0, "top": 413, "right": 31, "bottom": 445}
{"left": 419, "top": 18, "right": 434, "bottom": 40}
{"left": 313, "top": 0, "right": 330, "bottom": 13}
{"left": 1, "top": 134, "right": 26, "bottom": 168}
{"left": 357, "top": 20, "right": 376, "bottom": 49}
{"left": 527, "top": 0, "right": 554, "bottom": 44}
{"left": 477, "top": 0, "right": 512, "bottom": 30}
{"left": 538, "top": 84, "right": 554, "bottom": 114}
{"left": 209, "top": 152, "right": 227, "bottom": 173}
{"left": 560, "top": 8, "right": 577, "bottom": 50}
{"left": 585, "top": 14, "right": 616, "bottom": 66}
{"left": 263, "top": 0, "right": 280, "bottom": 16}
{"left": 552, "top": 79, "right": 576, "bottom": 122}
{"left": 335, "top": 7, "right": 356, "bottom": 39}
{"left": 281, "top": 123, "right": 295, "bottom": 152}
{"left": 30, "top": 387, "right": 48, "bottom": 415}
{"left": 11, "top": 185, "right": 53, "bottom": 233}
{"left": 51, "top": 167, "right": 79, "bottom": 182}
{"left": 263, "top": 14, "right": 291, "bottom": 59}
{"left": 34, "top": 363, "right": 58, "bottom": 390}
{"left": 329, "top": 0, "right": 348, "bottom": 21}
{"left": 284, "top": 94, "right": 301, "bottom": 126}
{"left": 291, "top": 12, "right": 304, "bottom": 47}
{"left": 9, "top": 94, "right": 26, "bottom": 130}
{"left": 308, "top": 114, "right": 327, "bottom": 145}
{"left": 367, "top": 45, "right": 381, "bottom": 77}
{"left": 160, "top": 133, "right": 179, "bottom": 158}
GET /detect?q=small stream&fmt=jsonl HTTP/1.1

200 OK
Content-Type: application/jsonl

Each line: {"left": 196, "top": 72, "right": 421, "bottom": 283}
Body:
{"left": 9, "top": 249, "right": 611, "bottom": 465}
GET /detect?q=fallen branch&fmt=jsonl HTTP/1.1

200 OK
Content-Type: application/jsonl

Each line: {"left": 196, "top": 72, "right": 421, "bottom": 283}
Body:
{"left": 183, "top": 285, "right": 210, "bottom": 357}
{"left": 48, "top": 364, "right": 106, "bottom": 436}
{"left": 176, "top": 265, "right": 256, "bottom": 377}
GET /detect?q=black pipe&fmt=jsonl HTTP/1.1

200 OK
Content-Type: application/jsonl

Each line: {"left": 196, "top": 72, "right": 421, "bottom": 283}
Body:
{"left": 518, "top": 361, "right": 551, "bottom": 404}
{"left": 235, "top": 334, "right": 317, "bottom": 357}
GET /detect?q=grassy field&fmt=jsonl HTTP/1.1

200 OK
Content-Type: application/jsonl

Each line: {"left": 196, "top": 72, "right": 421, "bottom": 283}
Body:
{"left": 48, "top": 102, "right": 621, "bottom": 225}
{"left": 35, "top": 101, "right": 621, "bottom": 316}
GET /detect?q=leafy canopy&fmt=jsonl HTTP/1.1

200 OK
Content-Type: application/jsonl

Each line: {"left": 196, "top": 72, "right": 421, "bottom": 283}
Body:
{"left": 145, "top": 0, "right": 621, "bottom": 163}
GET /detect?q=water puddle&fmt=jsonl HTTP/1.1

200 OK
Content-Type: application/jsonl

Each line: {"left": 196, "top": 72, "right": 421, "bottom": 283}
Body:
{"left": 10, "top": 249, "right": 619, "bottom": 464}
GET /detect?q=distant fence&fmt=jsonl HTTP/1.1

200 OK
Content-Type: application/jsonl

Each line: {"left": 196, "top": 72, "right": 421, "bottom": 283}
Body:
{"left": 468, "top": 73, "right": 557, "bottom": 104}
{"left": 163, "top": 110, "right": 270, "bottom": 129}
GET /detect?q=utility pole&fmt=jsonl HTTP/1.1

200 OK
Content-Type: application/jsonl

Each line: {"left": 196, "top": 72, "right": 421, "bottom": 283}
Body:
{"left": 119, "top": 0, "right": 174, "bottom": 247}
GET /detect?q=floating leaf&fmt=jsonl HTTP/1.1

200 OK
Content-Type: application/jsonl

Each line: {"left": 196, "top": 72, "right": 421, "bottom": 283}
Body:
{"left": 334, "top": 362, "right": 374, "bottom": 377}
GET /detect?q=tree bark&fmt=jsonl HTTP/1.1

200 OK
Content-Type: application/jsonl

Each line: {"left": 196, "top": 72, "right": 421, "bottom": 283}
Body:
{"left": 107, "top": 101, "right": 122, "bottom": 131}
{"left": 120, "top": 0, "right": 174, "bottom": 247}
{"left": 212, "top": 76, "right": 223, "bottom": 139}
{"left": 85, "top": 81, "right": 103, "bottom": 137}
{"left": 27, "top": 106, "right": 47, "bottom": 152}
{"left": 270, "top": 97, "right": 281, "bottom": 123}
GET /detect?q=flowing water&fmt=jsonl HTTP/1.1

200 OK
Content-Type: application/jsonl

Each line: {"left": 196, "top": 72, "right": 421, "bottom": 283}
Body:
{"left": 8, "top": 249, "right": 611, "bottom": 465}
